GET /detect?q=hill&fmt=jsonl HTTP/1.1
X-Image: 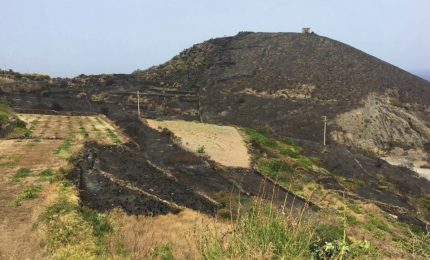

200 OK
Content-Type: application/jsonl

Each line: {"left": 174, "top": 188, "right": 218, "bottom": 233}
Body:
{"left": 1, "top": 31, "right": 430, "bottom": 258}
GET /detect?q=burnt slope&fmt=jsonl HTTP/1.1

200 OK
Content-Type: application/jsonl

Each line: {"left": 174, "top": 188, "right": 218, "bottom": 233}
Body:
{"left": 135, "top": 32, "right": 430, "bottom": 142}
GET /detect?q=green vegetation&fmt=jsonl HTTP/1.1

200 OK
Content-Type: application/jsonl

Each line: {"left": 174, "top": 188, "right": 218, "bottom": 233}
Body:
{"left": 258, "top": 158, "right": 292, "bottom": 181}
{"left": 0, "top": 100, "right": 12, "bottom": 126}
{"left": 10, "top": 167, "right": 32, "bottom": 182}
{"left": 54, "top": 137, "right": 72, "bottom": 158}
{"left": 106, "top": 128, "right": 121, "bottom": 144}
{"left": 78, "top": 118, "right": 89, "bottom": 139}
{"left": 29, "top": 119, "right": 39, "bottom": 133}
{"left": 150, "top": 244, "right": 174, "bottom": 260}
{"left": 36, "top": 183, "right": 122, "bottom": 259}
{"left": 280, "top": 146, "right": 300, "bottom": 158}
{"left": 14, "top": 185, "right": 43, "bottom": 207}
{"left": 400, "top": 229, "right": 430, "bottom": 258}
{"left": 199, "top": 200, "right": 378, "bottom": 259}
{"left": 0, "top": 154, "right": 21, "bottom": 168}
{"left": 197, "top": 145, "right": 206, "bottom": 154}
{"left": 53, "top": 117, "right": 75, "bottom": 157}
{"left": 242, "top": 127, "right": 321, "bottom": 193}
{"left": 39, "top": 168, "right": 57, "bottom": 182}
{"left": 367, "top": 215, "right": 390, "bottom": 233}
{"left": 79, "top": 126, "right": 89, "bottom": 138}
{"left": 243, "top": 127, "right": 277, "bottom": 148}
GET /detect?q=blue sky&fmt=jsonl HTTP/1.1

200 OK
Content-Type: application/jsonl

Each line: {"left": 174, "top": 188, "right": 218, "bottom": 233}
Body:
{"left": 0, "top": 0, "right": 429, "bottom": 79}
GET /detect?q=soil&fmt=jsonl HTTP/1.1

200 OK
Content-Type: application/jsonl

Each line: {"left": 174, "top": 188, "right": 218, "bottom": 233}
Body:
{"left": 0, "top": 139, "right": 65, "bottom": 259}
{"left": 0, "top": 113, "right": 128, "bottom": 258}
{"left": 146, "top": 119, "right": 251, "bottom": 168}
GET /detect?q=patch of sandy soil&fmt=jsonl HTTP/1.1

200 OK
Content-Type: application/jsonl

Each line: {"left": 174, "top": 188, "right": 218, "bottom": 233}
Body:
{"left": 145, "top": 119, "right": 251, "bottom": 168}
{"left": 113, "top": 209, "right": 229, "bottom": 259}
{"left": 381, "top": 148, "right": 430, "bottom": 181}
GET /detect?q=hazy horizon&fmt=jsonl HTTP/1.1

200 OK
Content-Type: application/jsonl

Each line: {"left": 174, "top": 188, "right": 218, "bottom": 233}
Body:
{"left": 1, "top": 0, "right": 429, "bottom": 78}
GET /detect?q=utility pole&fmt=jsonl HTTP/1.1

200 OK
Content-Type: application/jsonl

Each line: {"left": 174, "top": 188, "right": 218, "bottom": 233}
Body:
{"left": 322, "top": 116, "right": 327, "bottom": 146}
{"left": 137, "top": 90, "right": 141, "bottom": 117}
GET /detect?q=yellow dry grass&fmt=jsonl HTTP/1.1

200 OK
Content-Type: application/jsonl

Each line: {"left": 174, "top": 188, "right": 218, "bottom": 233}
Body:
{"left": 110, "top": 209, "right": 230, "bottom": 259}
{"left": 145, "top": 119, "right": 251, "bottom": 168}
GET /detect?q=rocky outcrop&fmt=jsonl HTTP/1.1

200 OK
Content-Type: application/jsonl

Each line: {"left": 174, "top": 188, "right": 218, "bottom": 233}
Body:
{"left": 332, "top": 92, "right": 430, "bottom": 154}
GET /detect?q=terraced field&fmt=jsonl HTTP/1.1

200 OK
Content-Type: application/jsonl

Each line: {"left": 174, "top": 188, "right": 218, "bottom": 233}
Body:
{"left": 0, "top": 113, "right": 126, "bottom": 259}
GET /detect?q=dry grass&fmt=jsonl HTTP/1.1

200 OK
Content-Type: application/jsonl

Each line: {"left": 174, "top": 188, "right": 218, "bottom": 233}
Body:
{"left": 0, "top": 113, "right": 127, "bottom": 259}
{"left": 145, "top": 119, "right": 251, "bottom": 168}
{"left": 110, "top": 209, "right": 229, "bottom": 259}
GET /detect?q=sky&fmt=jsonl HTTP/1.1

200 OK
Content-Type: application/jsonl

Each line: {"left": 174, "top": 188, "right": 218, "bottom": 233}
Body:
{"left": 0, "top": 0, "right": 429, "bottom": 79}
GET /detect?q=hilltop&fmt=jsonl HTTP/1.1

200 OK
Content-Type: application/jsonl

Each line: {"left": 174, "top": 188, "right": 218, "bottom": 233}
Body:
{"left": 1, "top": 31, "right": 430, "bottom": 258}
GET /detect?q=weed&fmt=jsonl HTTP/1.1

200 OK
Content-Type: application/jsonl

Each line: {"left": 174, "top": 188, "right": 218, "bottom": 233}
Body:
{"left": 297, "top": 156, "right": 314, "bottom": 170}
{"left": 280, "top": 147, "right": 300, "bottom": 158}
{"left": 197, "top": 145, "right": 205, "bottom": 154}
{"left": 79, "top": 126, "right": 89, "bottom": 139}
{"left": 106, "top": 128, "right": 121, "bottom": 144}
{"left": 199, "top": 201, "right": 314, "bottom": 259}
{"left": 14, "top": 185, "right": 43, "bottom": 206}
{"left": 243, "top": 127, "right": 277, "bottom": 148}
{"left": 150, "top": 244, "right": 174, "bottom": 260}
{"left": 39, "top": 168, "right": 56, "bottom": 182}
{"left": 37, "top": 183, "right": 116, "bottom": 259}
{"left": 258, "top": 158, "right": 293, "bottom": 180}
{"left": 369, "top": 217, "right": 390, "bottom": 232}
{"left": 0, "top": 155, "right": 21, "bottom": 168}
{"left": 11, "top": 167, "right": 32, "bottom": 182}
{"left": 92, "top": 125, "right": 99, "bottom": 132}
{"left": 400, "top": 228, "right": 430, "bottom": 258}
{"left": 29, "top": 119, "right": 39, "bottom": 133}
{"left": 347, "top": 203, "right": 362, "bottom": 214}
{"left": 54, "top": 138, "right": 72, "bottom": 158}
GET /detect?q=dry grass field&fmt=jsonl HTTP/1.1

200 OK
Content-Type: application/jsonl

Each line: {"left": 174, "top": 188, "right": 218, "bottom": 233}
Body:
{"left": 0, "top": 114, "right": 126, "bottom": 259}
{"left": 145, "top": 119, "right": 251, "bottom": 168}
{"left": 0, "top": 113, "right": 225, "bottom": 259}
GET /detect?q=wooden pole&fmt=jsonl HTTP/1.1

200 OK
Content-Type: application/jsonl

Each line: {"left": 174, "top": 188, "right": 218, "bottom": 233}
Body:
{"left": 323, "top": 116, "right": 327, "bottom": 146}
{"left": 137, "top": 90, "right": 140, "bottom": 117}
